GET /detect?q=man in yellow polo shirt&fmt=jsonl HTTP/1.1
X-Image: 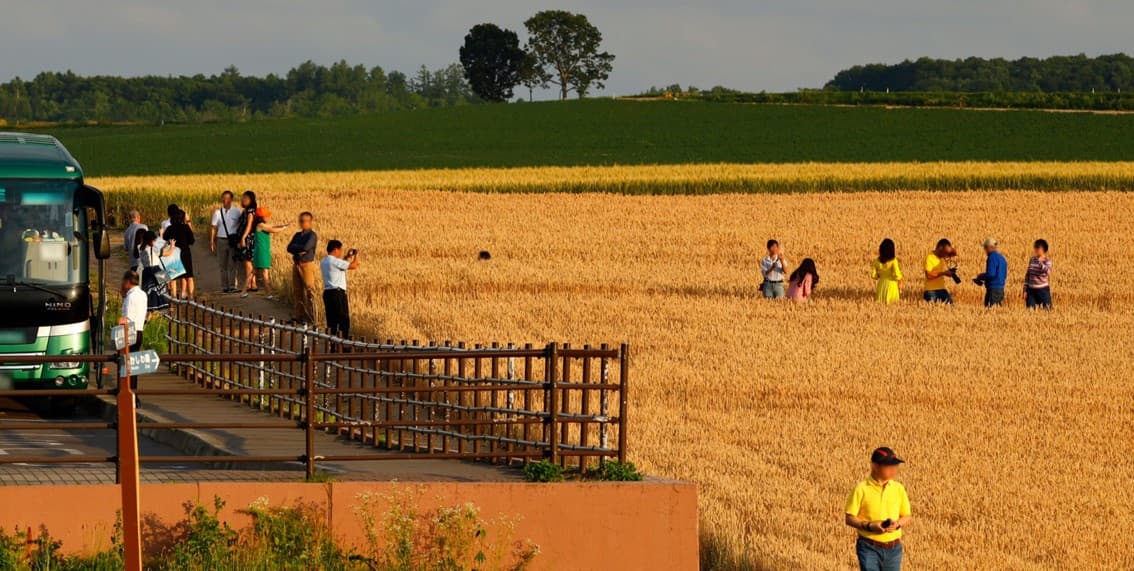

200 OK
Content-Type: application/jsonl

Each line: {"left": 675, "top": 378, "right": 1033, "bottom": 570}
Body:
{"left": 924, "top": 238, "right": 958, "bottom": 304}
{"left": 845, "top": 447, "right": 912, "bottom": 571}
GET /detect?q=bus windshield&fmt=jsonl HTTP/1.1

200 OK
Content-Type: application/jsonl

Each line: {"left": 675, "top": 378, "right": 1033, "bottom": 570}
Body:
{"left": 0, "top": 180, "right": 87, "bottom": 287}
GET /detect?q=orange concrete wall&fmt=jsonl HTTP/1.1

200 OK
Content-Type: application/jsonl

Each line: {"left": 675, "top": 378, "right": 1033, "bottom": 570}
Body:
{"left": 0, "top": 480, "right": 697, "bottom": 570}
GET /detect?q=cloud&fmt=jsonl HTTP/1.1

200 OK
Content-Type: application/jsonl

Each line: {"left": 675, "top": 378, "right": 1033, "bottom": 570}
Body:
{"left": 1, "top": 0, "right": 1131, "bottom": 95}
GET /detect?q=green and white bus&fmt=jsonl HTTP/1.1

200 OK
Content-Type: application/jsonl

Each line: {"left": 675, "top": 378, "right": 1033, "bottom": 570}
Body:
{"left": 0, "top": 133, "right": 111, "bottom": 394}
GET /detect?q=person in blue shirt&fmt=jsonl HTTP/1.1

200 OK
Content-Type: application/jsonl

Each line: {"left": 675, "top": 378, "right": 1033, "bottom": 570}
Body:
{"left": 974, "top": 237, "right": 1008, "bottom": 307}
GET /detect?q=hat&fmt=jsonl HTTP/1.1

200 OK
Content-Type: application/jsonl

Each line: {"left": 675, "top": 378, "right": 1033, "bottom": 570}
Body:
{"left": 255, "top": 207, "right": 271, "bottom": 219}
{"left": 870, "top": 447, "right": 905, "bottom": 466}
{"left": 982, "top": 237, "right": 998, "bottom": 248}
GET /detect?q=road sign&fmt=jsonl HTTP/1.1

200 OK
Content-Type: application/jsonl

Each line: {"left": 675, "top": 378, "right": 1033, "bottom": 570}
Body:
{"left": 119, "top": 350, "right": 160, "bottom": 378}
{"left": 112, "top": 322, "right": 137, "bottom": 351}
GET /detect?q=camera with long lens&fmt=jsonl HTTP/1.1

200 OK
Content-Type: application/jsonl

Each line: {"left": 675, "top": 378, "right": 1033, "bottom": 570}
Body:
{"left": 945, "top": 266, "right": 962, "bottom": 285}
{"left": 945, "top": 254, "right": 962, "bottom": 284}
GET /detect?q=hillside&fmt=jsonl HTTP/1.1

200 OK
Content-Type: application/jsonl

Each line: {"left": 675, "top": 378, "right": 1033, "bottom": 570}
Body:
{"left": 38, "top": 99, "right": 1134, "bottom": 176}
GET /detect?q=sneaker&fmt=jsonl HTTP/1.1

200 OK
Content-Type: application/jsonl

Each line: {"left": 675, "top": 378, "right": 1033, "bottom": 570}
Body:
{"left": 240, "top": 292, "right": 250, "bottom": 298}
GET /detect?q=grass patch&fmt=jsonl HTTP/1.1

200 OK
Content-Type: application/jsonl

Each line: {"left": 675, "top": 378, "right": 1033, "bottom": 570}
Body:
{"left": 0, "top": 493, "right": 537, "bottom": 571}
{"left": 40, "top": 99, "right": 1134, "bottom": 176}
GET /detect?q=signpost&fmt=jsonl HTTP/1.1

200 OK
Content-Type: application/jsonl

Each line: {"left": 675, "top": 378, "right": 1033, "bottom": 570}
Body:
{"left": 113, "top": 319, "right": 153, "bottom": 571}
{"left": 118, "top": 350, "right": 160, "bottom": 378}
{"left": 111, "top": 323, "right": 137, "bottom": 351}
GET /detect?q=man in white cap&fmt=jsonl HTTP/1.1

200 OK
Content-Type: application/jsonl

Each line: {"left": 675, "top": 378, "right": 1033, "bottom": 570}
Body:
{"left": 974, "top": 237, "right": 1008, "bottom": 307}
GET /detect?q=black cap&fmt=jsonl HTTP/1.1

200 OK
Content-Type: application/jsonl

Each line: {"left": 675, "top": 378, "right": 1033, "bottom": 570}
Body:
{"left": 871, "top": 447, "right": 905, "bottom": 466}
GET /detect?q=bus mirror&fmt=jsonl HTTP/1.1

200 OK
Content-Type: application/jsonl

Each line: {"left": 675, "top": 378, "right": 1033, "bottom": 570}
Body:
{"left": 95, "top": 227, "right": 111, "bottom": 260}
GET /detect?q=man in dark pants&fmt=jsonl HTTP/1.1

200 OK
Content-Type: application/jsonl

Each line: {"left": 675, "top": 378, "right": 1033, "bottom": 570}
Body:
{"left": 320, "top": 240, "right": 359, "bottom": 339}
{"left": 845, "top": 447, "right": 912, "bottom": 571}
{"left": 975, "top": 237, "right": 1008, "bottom": 307}
{"left": 119, "top": 270, "right": 147, "bottom": 402}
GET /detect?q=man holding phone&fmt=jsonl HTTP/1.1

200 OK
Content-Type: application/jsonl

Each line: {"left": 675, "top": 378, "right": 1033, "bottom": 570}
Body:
{"left": 844, "top": 447, "right": 912, "bottom": 571}
{"left": 320, "top": 239, "right": 359, "bottom": 338}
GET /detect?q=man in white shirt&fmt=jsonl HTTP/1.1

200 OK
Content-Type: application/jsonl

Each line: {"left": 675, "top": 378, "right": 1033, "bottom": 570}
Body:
{"left": 119, "top": 270, "right": 147, "bottom": 394}
{"left": 760, "top": 239, "right": 789, "bottom": 299}
{"left": 320, "top": 240, "right": 359, "bottom": 338}
{"left": 209, "top": 191, "right": 242, "bottom": 293}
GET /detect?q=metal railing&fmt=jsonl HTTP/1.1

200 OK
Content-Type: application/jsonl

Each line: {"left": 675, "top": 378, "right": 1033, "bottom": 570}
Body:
{"left": 0, "top": 297, "right": 627, "bottom": 478}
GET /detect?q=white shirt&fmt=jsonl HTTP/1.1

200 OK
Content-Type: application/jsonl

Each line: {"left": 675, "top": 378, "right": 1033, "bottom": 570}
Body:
{"left": 211, "top": 206, "right": 242, "bottom": 238}
{"left": 321, "top": 255, "right": 351, "bottom": 291}
{"left": 160, "top": 218, "right": 172, "bottom": 232}
{"left": 761, "top": 255, "right": 788, "bottom": 282}
{"left": 122, "top": 285, "right": 147, "bottom": 333}
{"left": 139, "top": 244, "right": 164, "bottom": 268}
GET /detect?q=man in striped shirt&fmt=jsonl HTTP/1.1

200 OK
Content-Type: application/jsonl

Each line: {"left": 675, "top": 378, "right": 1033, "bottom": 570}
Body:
{"left": 1025, "top": 239, "right": 1053, "bottom": 309}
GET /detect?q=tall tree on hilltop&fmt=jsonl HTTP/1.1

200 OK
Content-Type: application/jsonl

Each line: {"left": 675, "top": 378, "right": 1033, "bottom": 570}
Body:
{"left": 523, "top": 10, "right": 615, "bottom": 100}
{"left": 517, "top": 51, "right": 548, "bottom": 102}
{"left": 459, "top": 23, "right": 527, "bottom": 102}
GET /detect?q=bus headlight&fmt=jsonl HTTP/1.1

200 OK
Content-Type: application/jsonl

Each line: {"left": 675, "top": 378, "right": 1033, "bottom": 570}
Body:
{"left": 50, "top": 348, "right": 80, "bottom": 370}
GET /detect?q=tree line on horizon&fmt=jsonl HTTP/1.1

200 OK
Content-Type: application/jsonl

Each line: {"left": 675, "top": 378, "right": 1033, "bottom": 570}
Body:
{"left": 0, "top": 9, "right": 616, "bottom": 126}
{"left": 826, "top": 53, "right": 1134, "bottom": 92}
{"left": 0, "top": 60, "right": 479, "bottom": 125}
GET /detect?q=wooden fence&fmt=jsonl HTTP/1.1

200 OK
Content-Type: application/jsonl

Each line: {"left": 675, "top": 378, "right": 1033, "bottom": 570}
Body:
{"left": 165, "top": 298, "right": 629, "bottom": 469}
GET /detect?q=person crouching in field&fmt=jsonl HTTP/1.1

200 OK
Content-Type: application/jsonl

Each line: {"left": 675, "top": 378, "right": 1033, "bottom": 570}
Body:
{"left": 251, "top": 207, "right": 290, "bottom": 300}
{"left": 760, "top": 239, "right": 789, "bottom": 299}
{"left": 785, "top": 258, "right": 818, "bottom": 303}
{"left": 321, "top": 240, "right": 359, "bottom": 339}
{"left": 974, "top": 237, "right": 1008, "bottom": 307}
{"left": 871, "top": 239, "right": 902, "bottom": 304}
{"left": 923, "top": 238, "right": 958, "bottom": 304}
{"left": 1024, "top": 239, "right": 1053, "bottom": 309}
{"left": 845, "top": 447, "right": 912, "bottom": 571}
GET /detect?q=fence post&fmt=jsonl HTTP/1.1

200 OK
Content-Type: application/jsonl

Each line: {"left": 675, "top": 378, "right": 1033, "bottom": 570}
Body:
{"left": 618, "top": 343, "right": 630, "bottom": 464}
{"left": 258, "top": 318, "right": 271, "bottom": 409}
{"left": 116, "top": 343, "right": 142, "bottom": 571}
{"left": 545, "top": 342, "right": 558, "bottom": 464}
{"left": 599, "top": 343, "right": 610, "bottom": 453}
{"left": 303, "top": 346, "right": 317, "bottom": 480}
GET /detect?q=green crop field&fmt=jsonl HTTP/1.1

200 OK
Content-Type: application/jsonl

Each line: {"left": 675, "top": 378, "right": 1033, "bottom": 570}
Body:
{"left": 35, "top": 99, "right": 1134, "bottom": 176}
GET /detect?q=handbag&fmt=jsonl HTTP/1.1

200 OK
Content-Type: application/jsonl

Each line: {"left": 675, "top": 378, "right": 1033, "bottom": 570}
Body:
{"left": 219, "top": 207, "right": 241, "bottom": 250}
{"left": 157, "top": 246, "right": 187, "bottom": 281}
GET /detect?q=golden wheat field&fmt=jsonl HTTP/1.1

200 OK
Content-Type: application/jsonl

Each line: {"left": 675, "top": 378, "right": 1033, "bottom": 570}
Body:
{"left": 94, "top": 170, "right": 1134, "bottom": 570}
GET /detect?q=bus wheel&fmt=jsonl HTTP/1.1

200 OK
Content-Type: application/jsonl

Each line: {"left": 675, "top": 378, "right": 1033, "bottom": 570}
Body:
{"left": 47, "top": 396, "right": 78, "bottom": 418}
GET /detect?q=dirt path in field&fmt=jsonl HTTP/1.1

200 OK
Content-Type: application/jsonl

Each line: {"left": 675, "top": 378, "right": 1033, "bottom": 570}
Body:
{"left": 110, "top": 227, "right": 300, "bottom": 324}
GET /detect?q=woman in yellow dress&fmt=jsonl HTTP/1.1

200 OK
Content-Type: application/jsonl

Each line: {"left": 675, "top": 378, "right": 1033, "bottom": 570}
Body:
{"left": 871, "top": 238, "right": 903, "bottom": 304}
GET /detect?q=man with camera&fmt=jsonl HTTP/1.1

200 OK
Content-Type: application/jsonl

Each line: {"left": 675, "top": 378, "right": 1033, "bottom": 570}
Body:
{"left": 845, "top": 447, "right": 912, "bottom": 571}
{"left": 974, "top": 237, "right": 1008, "bottom": 307}
{"left": 320, "top": 239, "right": 360, "bottom": 338}
{"left": 923, "top": 238, "right": 959, "bottom": 304}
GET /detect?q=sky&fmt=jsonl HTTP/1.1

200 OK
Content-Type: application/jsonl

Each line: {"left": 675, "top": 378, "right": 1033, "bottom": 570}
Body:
{"left": 1, "top": 0, "right": 1131, "bottom": 97}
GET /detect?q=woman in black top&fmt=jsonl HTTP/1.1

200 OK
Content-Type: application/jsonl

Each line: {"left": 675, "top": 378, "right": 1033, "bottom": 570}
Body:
{"left": 236, "top": 190, "right": 258, "bottom": 294}
{"left": 162, "top": 209, "right": 196, "bottom": 299}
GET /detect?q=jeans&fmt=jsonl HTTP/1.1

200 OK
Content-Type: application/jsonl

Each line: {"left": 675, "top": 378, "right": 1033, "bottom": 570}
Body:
{"left": 1026, "top": 287, "right": 1052, "bottom": 309}
{"left": 761, "top": 281, "right": 785, "bottom": 299}
{"left": 216, "top": 239, "right": 238, "bottom": 291}
{"left": 856, "top": 538, "right": 903, "bottom": 571}
{"left": 322, "top": 289, "right": 351, "bottom": 339}
{"left": 984, "top": 287, "right": 1005, "bottom": 307}
{"left": 923, "top": 289, "right": 953, "bottom": 304}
